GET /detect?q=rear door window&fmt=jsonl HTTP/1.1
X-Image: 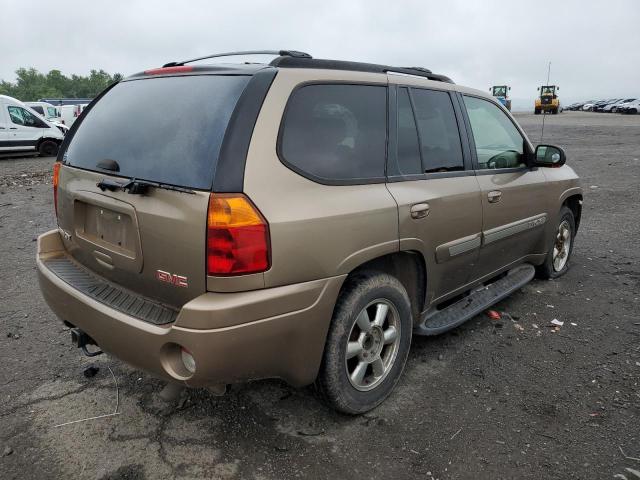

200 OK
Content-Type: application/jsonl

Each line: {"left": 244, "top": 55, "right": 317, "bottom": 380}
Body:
{"left": 63, "top": 75, "right": 250, "bottom": 190}
{"left": 391, "top": 87, "right": 422, "bottom": 176}
{"left": 279, "top": 84, "right": 387, "bottom": 183}
{"left": 410, "top": 89, "right": 464, "bottom": 173}
{"left": 30, "top": 105, "right": 45, "bottom": 115}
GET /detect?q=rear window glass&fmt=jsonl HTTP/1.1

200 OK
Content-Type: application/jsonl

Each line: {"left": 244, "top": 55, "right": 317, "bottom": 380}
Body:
{"left": 410, "top": 89, "right": 464, "bottom": 172}
{"left": 280, "top": 84, "right": 387, "bottom": 183}
{"left": 64, "top": 75, "right": 250, "bottom": 190}
{"left": 30, "top": 105, "right": 45, "bottom": 115}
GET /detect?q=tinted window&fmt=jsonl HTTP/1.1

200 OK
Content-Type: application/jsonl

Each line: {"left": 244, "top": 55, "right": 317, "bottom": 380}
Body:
{"left": 463, "top": 96, "right": 525, "bottom": 170}
{"left": 392, "top": 87, "right": 422, "bottom": 176}
{"left": 280, "top": 84, "right": 387, "bottom": 182}
{"left": 64, "top": 75, "right": 250, "bottom": 190}
{"left": 411, "top": 89, "right": 464, "bottom": 172}
{"left": 31, "top": 105, "right": 45, "bottom": 115}
{"left": 46, "top": 106, "right": 58, "bottom": 117}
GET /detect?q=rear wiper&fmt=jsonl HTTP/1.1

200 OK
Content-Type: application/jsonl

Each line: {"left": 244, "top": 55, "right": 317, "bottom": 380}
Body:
{"left": 96, "top": 178, "right": 195, "bottom": 195}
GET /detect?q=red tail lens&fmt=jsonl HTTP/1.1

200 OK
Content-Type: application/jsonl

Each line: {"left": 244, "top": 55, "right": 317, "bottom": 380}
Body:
{"left": 52, "top": 162, "right": 61, "bottom": 217}
{"left": 144, "top": 66, "right": 194, "bottom": 75}
{"left": 206, "top": 194, "right": 270, "bottom": 275}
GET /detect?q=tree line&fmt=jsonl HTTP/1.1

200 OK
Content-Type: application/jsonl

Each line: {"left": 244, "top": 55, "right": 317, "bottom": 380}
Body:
{"left": 0, "top": 68, "right": 123, "bottom": 102}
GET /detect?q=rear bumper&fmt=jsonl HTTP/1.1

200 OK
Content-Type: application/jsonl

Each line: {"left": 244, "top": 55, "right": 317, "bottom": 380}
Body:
{"left": 37, "top": 229, "right": 345, "bottom": 387}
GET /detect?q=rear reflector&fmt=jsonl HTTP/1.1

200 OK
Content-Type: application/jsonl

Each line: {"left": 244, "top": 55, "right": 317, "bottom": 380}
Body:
{"left": 144, "top": 66, "right": 194, "bottom": 75}
{"left": 52, "top": 162, "right": 61, "bottom": 217}
{"left": 180, "top": 347, "right": 196, "bottom": 374}
{"left": 207, "top": 194, "right": 270, "bottom": 275}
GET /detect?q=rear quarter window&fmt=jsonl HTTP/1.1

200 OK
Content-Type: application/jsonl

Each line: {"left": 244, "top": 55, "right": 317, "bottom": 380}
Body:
{"left": 279, "top": 84, "right": 387, "bottom": 184}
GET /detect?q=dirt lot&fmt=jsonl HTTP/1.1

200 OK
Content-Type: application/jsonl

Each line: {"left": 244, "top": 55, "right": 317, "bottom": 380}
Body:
{"left": 1, "top": 111, "right": 639, "bottom": 480}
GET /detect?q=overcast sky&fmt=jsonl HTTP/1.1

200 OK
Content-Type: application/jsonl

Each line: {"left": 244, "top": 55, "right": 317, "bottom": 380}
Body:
{"left": 3, "top": 0, "right": 639, "bottom": 104}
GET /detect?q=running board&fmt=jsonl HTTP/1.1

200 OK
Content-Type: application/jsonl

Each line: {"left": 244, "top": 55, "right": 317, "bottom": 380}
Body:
{"left": 414, "top": 264, "right": 535, "bottom": 336}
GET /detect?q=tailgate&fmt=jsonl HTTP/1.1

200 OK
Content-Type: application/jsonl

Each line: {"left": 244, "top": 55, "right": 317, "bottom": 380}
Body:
{"left": 56, "top": 166, "right": 209, "bottom": 308}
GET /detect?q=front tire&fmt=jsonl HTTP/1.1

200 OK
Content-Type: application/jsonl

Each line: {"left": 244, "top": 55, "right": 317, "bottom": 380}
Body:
{"left": 536, "top": 206, "right": 576, "bottom": 279}
{"left": 316, "top": 272, "right": 412, "bottom": 414}
{"left": 38, "top": 140, "right": 59, "bottom": 157}
{"left": 534, "top": 108, "right": 541, "bottom": 115}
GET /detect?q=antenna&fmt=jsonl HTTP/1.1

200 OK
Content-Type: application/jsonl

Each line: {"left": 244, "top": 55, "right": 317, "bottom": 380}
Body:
{"left": 540, "top": 61, "right": 551, "bottom": 143}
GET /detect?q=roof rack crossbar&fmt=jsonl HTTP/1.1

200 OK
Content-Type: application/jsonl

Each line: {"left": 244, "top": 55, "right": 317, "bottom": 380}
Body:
{"left": 163, "top": 50, "right": 311, "bottom": 68}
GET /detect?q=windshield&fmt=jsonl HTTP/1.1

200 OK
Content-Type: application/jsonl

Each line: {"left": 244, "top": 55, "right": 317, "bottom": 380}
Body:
{"left": 540, "top": 86, "right": 555, "bottom": 95}
{"left": 64, "top": 75, "right": 250, "bottom": 190}
{"left": 492, "top": 86, "right": 507, "bottom": 97}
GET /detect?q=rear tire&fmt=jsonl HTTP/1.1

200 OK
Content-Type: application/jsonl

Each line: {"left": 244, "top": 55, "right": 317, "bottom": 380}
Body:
{"left": 536, "top": 206, "right": 576, "bottom": 279}
{"left": 534, "top": 108, "right": 541, "bottom": 115}
{"left": 316, "top": 272, "right": 412, "bottom": 414}
{"left": 552, "top": 108, "right": 558, "bottom": 114}
{"left": 38, "top": 140, "right": 59, "bottom": 157}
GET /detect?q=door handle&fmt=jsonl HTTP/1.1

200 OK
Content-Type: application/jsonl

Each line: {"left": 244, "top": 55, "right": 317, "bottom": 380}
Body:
{"left": 410, "top": 203, "right": 430, "bottom": 219}
{"left": 487, "top": 190, "right": 502, "bottom": 203}
{"left": 9, "top": 127, "right": 17, "bottom": 130}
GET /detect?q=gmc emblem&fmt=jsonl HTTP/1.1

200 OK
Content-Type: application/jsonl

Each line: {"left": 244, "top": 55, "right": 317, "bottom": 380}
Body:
{"left": 156, "top": 270, "right": 188, "bottom": 288}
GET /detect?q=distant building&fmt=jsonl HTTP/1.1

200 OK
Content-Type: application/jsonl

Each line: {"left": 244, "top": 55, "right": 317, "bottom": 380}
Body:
{"left": 38, "top": 98, "right": 93, "bottom": 106}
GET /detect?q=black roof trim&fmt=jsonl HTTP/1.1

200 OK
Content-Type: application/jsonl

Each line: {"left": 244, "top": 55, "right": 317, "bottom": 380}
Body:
{"left": 269, "top": 57, "right": 454, "bottom": 84}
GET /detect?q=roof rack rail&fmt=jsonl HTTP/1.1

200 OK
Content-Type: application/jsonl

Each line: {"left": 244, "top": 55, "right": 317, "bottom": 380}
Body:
{"left": 162, "top": 50, "right": 311, "bottom": 68}
{"left": 269, "top": 56, "right": 454, "bottom": 84}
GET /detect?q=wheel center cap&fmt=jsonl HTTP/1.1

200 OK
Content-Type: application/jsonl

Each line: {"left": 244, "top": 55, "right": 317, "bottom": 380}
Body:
{"left": 361, "top": 327, "right": 383, "bottom": 360}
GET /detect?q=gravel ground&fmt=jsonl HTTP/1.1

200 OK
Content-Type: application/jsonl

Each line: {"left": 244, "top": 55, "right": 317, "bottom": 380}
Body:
{"left": 0, "top": 112, "right": 639, "bottom": 480}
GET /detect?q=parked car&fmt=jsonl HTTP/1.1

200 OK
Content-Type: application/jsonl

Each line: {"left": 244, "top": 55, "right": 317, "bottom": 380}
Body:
{"left": 582, "top": 101, "right": 597, "bottom": 111}
{"left": 607, "top": 98, "right": 636, "bottom": 113}
{"left": 592, "top": 99, "right": 618, "bottom": 112}
{"left": 617, "top": 99, "right": 640, "bottom": 114}
{"left": 36, "top": 51, "right": 582, "bottom": 414}
{"left": 0, "top": 95, "right": 65, "bottom": 156}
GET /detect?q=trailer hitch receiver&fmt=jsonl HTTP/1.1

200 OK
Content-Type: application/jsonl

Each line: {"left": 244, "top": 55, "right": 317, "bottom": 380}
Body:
{"left": 70, "top": 328, "right": 103, "bottom": 357}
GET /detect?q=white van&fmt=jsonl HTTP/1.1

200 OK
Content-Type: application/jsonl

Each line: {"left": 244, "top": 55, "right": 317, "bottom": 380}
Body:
{"left": 58, "top": 104, "right": 88, "bottom": 127}
{"left": 24, "top": 101, "right": 60, "bottom": 121}
{"left": 0, "top": 95, "right": 65, "bottom": 156}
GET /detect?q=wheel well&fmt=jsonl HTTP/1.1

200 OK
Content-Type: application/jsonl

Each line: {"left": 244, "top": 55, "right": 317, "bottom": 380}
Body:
{"left": 563, "top": 194, "right": 582, "bottom": 232}
{"left": 36, "top": 137, "right": 61, "bottom": 150}
{"left": 345, "top": 251, "right": 426, "bottom": 325}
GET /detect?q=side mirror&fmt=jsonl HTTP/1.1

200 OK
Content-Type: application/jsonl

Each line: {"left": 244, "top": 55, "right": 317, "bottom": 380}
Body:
{"left": 533, "top": 144, "right": 566, "bottom": 167}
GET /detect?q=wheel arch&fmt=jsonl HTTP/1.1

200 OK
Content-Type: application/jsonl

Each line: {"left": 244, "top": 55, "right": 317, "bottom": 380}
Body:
{"left": 341, "top": 251, "right": 426, "bottom": 326}
{"left": 562, "top": 194, "right": 583, "bottom": 232}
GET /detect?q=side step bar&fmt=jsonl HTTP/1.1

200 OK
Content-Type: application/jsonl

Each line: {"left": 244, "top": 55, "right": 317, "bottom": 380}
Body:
{"left": 414, "top": 264, "right": 535, "bottom": 336}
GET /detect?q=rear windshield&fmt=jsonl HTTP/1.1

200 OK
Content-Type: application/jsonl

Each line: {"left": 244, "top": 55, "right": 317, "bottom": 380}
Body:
{"left": 64, "top": 75, "right": 250, "bottom": 190}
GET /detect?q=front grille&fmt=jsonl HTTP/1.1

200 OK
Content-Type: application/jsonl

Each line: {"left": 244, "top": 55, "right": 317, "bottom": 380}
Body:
{"left": 44, "top": 257, "right": 178, "bottom": 325}
{"left": 541, "top": 97, "right": 552, "bottom": 105}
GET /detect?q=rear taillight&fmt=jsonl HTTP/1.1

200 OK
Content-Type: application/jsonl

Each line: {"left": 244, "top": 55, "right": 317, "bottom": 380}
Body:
{"left": 52, "top": 162, "right": 61, "bottom": 217}
{"left": 206, "top": 194, "right": 270, "bottom": 276}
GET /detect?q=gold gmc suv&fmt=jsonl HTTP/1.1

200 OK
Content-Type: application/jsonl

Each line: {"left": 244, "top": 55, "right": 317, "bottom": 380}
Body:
{"left": 37, "top": 50, "right": 582, "bottom": 413}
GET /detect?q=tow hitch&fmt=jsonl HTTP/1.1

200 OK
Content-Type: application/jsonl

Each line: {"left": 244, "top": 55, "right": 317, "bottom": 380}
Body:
{"left": 70, "top": 328, "right": 103, "bottom": 357}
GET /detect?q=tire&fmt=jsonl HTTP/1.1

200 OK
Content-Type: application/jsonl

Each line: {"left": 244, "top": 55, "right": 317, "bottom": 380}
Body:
{"left": 316, "top": 271, "right": 413, "bottom": 414}
{"left": 534, "top": 108, "right": 541, "bottom": 115}
{"left": 536, "top": 206, "right": 576, "bottom": 279}
{"left": 38, "top": 140, "right": 59, "bottom": 157}
{"left": 552, "top": 108, "right": 558, "bottom": 114}
{"left": 630, "top": 108, "right": 638, "bottom": 114}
